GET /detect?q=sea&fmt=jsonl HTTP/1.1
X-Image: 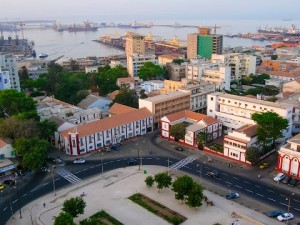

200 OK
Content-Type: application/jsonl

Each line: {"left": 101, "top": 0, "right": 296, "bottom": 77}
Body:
{"left": 2, "top": 18, "right": 300, "bottom": 60}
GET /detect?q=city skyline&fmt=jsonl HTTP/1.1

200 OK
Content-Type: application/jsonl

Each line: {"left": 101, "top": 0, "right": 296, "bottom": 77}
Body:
{"left": 1, "top": 0, "right": 300, "bottom": 21}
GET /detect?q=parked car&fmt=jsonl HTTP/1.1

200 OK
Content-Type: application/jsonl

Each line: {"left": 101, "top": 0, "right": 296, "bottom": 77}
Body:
{"left": 3, "top": 179, "right": 15, "bottom": 186}
{"left": 267, "top": 209, "right": 284, "bottom": 218}
{"left": 282, "top": 176, "right": 291, "bottom": 184}
{"left": 73, "top": 158, "right": 85, "bottom": 164}
{"left": 274, "top": 173, "right": 285, "bottom": 182}
{"left": 0, "top": 183, "right": 5, "bottom": 190}
{"left": 53, "top": 158, "right": 63, "bottom": 164}
{"left": 226, "top": 192, "right": 239, "bottom": 199}
{"left": 259, "top": 162, "right": 269, "bottom": 169}
{"left": 175, "top": 146, "right": 184, "bottom": 151}
{"left": 111, "top": 144, "right": 120, "bottom": 151}
{"left": 206, "top": 170, "right": 220, "bottom": 178}
{"left": 288, "top": 178, "right": 299, "bottom": 187}
{"left": 277, "top": 213, "right": 294, "bottom": 222}
{"left": 127, "top": 158, "right": 137, "bottom": 165}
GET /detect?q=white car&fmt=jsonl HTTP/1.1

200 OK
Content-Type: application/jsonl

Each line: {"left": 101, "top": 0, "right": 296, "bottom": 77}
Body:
{"left": 274, "top": 173, "right": 285, "bottom": 182}
{"left": 277, "top": 213, "right": 294, "bottom": 221}
{"left": 73, "top": 158, "right": 85, "bottom": 164}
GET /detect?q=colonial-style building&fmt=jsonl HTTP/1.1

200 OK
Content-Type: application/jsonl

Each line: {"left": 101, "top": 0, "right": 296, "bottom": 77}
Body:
{"left": 160, "top": 110, "right": 222, "bottom": 148}
{"left": 277, "top": 133, "right": 300, "bottom": 179}
{"left": 59, "top": 107, "right": 153, "bottom": 156}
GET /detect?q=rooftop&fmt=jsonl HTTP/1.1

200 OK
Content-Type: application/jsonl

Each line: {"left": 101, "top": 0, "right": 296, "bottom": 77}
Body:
{"left": 109, "top": 103, "right": 137, "bottom": 116}
{"left": 140, "top": 91, "right": 189, "bottom": 104}
{"left": 165, "top": 110, "right": 219, "bottom": 125}
{"left": 77, "top": 94, "right": 100, "bottom": 109}
{"left": 288, "top": 133, "right": 300, "bottom": 145}
{"left": 235, "top": 124, "right": 258, "bottom": 138}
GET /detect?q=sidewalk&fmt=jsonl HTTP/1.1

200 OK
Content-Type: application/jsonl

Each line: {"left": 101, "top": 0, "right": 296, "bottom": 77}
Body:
{"left": 7, "top": 166, "right": 282, "bottom": 225}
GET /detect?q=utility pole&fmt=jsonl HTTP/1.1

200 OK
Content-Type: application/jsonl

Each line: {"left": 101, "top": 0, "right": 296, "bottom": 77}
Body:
{"left": 286, "top": 192, "right": 295, "bottom": 225}
{"left": 51, "top": 165, "right": 56, "bottom": 196}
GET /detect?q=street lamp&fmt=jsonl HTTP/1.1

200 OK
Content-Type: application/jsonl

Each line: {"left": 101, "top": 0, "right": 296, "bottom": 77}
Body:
{"left": 286, "top": 192, "right": 294, "bottom": 225}
{"left": 51, "top": 165, "right": 56, "bottom": 196}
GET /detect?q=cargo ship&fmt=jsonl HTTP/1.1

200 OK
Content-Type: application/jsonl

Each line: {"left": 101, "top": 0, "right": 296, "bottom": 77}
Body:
{"left": 117, "top": 21, "right": 151, "bottom": 29}
{"left": 258, "top": 25, "right": 300, "bottom": 36}
{"left": 67, "top": 22, "right": 98, "bottom": 32}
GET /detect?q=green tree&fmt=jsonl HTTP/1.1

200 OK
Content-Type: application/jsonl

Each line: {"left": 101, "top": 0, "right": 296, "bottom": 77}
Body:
{"left": 170, "top": 123, "right": 186, "bottom": 141}
{"left": 251, "top": 112, "right": 289, "bottom": 146}
{"left": 70, "top": 59, "right": 79, "bottom": 71}
{"left": 172, "top": 59, "right": 185, "bottom": 65}
{"left": 138, "top": 62, "right": 164, "bottom": 80}
{"left": 54, "top": 212, "right": 75, "bottom": 225}
{"left": 154, "top": 172, "right": 172, "bottom": 192}
{"left": 13, "top": 138, "right": 32, "bottom": 156}
{"left": 39, "top": 120, "right": 57, "bottom": 140}
{"left": 186, "top": 182, "right": 204, "bottom": 208}
{"left": 245, "top": 87, "right": 263, "bottom": 96}
{"left": 139, "top": 89, "right": 148, "bottom": 99}
{"left": 110, "top": 86, "right": 138, "bottom": 108}
{"left": 271, "top": 55, "right": 278, "bottom": 60}
{"left": 62, "top": 197, "right": 86, "bottom": 218}
{"left": 243, "top": 77, "right": 253, "bottom": 85}
{"left": 245, "top": 147, "right": 260, "bottom": 165}
{"left": 145, "top": 176, "right": 154, "bottom": 187}
{"left": 172, "top": 175, "right": 194, "bottom": 201}
{"left": 263, "top": 85, "right": 279, "bottom": 96}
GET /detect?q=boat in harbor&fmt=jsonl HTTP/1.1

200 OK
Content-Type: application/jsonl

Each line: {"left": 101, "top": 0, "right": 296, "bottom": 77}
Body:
{"left": 68, "top": 22, "right": 98, "bottom": 32}
{"left": 258, "top": 24, "right": 300, "bottom": 36}
{"left": 117, "top": 21, "right": 151, "bottom": 29}
{"left": 39, "top": 53, "right": 48, "bottom": 58}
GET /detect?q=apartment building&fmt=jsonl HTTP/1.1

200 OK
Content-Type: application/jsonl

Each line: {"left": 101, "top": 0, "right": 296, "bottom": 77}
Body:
{"left": 165, "top": 62, "right": 186, "bottom": 81}
{"left": 211, "top": 53, "right": 256, "bottom": 80}
{"left": 282, "top": 79, "right": 300, "bottom": 94}
{"left": 224, "top": 124, "right": 260, "bottom": 164}
{"left": 127, "top": 53, "right": 157, "bottom": 77}
{"left": 160, "top": 110, "right": 222, "bottom": 148}
{"left": 116, "top": 77, "right": 136, "bottom": 89}
{"left": 187, "top": 27, "right": 223, "bottom": 60}
{"left": 186, "top": 59, "right": 231, "bottom": 91}
{"left": 0, "top": 69, "right": 11, "bottom": 90}
{"left": 158, "top": 54, "right": 185, "bottom": 66}
{"left": 125, "top": 32, "right": 145, "bottom": 57}
{"left": 178, "top": 82, "right": 215, "bottom": 112}
{"left": 59, "top": 107, "right": 153, "bottom": 156}
{"left": 277, "top": 133, "right": 300, "bottom": 179}
{"left": 141, "top": 80, "right": 164, "bottom": 93}
{"left": 139, "top": 91, "right": 190, "bottom": 124}
{"left": 207, "top": 92, "right": 293, "bottom": 141}
{"left": 160, "top": 80, "right": 182, "bottom": 94}
{"left": 0, "top": 53, "right": 20, "bottom": 91}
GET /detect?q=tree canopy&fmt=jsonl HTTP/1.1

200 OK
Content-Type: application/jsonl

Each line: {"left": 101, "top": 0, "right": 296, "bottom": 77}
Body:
{"left": 62, "top": 197, "right": 86, "bottom": 218}
{"left": 154, "top": 172, "right": 172, "bottom": 191}
{"left": 245, "top": 147, "right": 260, "bottom": 165}
{"left": 170, "top": 123, "right": 186, "bottom": 141}
{"left": 138, "top": 62, "right": 164, "bottom": 80}
{"left": 54, "top": 212, "right": 75, "bottom": 225}
{"left": 251, "top": 112, "right": 289, "bottom": 146}
{"left": 110, "top": 86, "right": 138, "bottom": 108}
{"left": 186, "top": 182, "right": 204, "bottom": 208}
{"left": 172, "top": 175, "right": 194, "bottom": 201}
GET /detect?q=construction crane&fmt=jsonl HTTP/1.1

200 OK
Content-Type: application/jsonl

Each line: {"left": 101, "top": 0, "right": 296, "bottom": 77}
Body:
{"left": 19, "top": 20, "right": 25, "bottom": 40}
{"left": 202, "top": 24, "right": 231, "bottom": 34}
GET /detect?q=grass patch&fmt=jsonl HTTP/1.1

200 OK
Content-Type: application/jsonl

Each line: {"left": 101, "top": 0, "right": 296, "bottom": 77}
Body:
{"left": 207, "top": 143, "right": 224, "bottom": 153}
{"left": 129, "top": 193, "right": 186, "bottom": 225}
{"left": 80, "top": 210, "right": 123, "bottom": 225}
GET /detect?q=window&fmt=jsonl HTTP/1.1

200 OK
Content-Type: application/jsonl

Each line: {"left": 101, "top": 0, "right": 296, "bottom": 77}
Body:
{"left": 89, "top": 136, "right": 92, "bottom": 143}
{"left": 211, "top": 97, "right": 213, "bottom": 101}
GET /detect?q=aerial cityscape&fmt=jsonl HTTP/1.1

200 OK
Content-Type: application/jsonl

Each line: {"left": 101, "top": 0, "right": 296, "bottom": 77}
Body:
{"left": 1, "top": 1, "right": 300, "bottom": 225}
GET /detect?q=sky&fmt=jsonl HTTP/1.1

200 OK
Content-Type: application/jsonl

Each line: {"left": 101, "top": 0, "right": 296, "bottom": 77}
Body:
{"left": 1, "top": 0, "right": 300, "bottom": 22}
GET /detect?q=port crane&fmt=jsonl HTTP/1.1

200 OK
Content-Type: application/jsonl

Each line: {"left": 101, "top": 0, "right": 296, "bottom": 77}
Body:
{"left": 201, "top": 24, "right": 231, "bottom": 34}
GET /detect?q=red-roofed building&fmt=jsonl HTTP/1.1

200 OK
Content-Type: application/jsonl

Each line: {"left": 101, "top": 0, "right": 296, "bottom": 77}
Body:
{"left": 109, "top": 103, "right": 137, "bottom": 117}
{"left": 0, "top": 138, "right": 14, "bottom": 159}
{"left": 160, "top": 110, "right": 222, "bottom": 148}
{"left": 59, "top": 107, "right": 153, "bottom": 156}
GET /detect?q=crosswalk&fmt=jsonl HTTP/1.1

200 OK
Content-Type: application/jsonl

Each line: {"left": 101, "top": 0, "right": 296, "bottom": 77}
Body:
{"left": 170, "top": 154, "right": 199, "bottom": 170}
{"left": 56, "top": 168, "right": 82, "bottom": 184}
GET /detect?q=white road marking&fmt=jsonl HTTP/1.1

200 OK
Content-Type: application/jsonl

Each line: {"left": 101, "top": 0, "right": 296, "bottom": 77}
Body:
{"left": 245, "top": 189, "right": 253, "bottom": 193}
{"left": 235, "top": 185, "right": 242, "bottom": 189}
{"left": 89, "top": 166, "right": 95, "bottom": 169}
{"left": 74, "top": 171, "right": 81, "bottom": 174}
{"left": 222, "top": 173, "right": 228, "bottom": 176}
{"left": 83, "top": 168, "right": 88, "bottom": 171}
{"left": 243, "top": 181, "right": 250, "bottom": 184}
{"left": 267, "top": 190, "right": 274, "bottom": 193}
{"left": 13, "top": 200, "right": 17, "bottom": 203}
{"left": 280, "top": 202, "right": 288, "bottom": 207}
{"left": 232, "top": 177, "right": 239, "bottom": 180}
{"left": 183, "top": 166, "right": 191, "bottom": 169}
{"left": 293, "top": 199, "right": 300, "bottom": 203}
{"left": 294, "top": 208, "right": 300, "bottom": 212}
{"left": 225, "top": 181, "right": 232, "bottom": 185}
{"left": 116, "top": 159, "right": 121, "bottom": 162}
{"left": 268, "top": 198, "right": 276, "bottom": 202}
{"left": 30, "top": 188, "right": 37, "bottom": 192}
{"left": 55, "top": 178, "right": 60, "bottom": 181}
{"left": 254, "top": 185, "right": 261, "bottom": 188}
{"left": 3, "top": 207, "right": 7, "bottom": 211}
{"left": 22, "top": 193, "right": 27, "bottom": 197}
{"left": 156, "top": 158, "right": 160, "bottom": 160}
{"left": 256, "top": 193, "right": 264, "bottom": 197}
{"left": 280, "top": 194, "right": 286, "bottom": 197}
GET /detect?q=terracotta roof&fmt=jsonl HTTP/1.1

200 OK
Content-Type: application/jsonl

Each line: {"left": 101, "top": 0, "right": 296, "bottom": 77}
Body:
{"left": 244, "top": 95, "right": 257, "bottom": 99}
{"left": 282, "top": 91, "right": 295, "bottom": 98}
{"left": 61, "top": 107, "right": 152, "bottom": 138}
{"left": 147, "top": 91, "right": 161, "bottom": 97}
{"left": 117, "top": 77, "right": 135, "bottom": 83}
{"left": 165, "top": 110, "right": 219, "bottom": 125}
{"left": 235, "top": 124, "right": 258, "bottom": 137}
{"left": 107, "top": 90, "right": 120, "bottom": 100}
{"left": 0, "top": 138, "right": 12, "bottom": 148}
{"left": 158, "top": 54, "right": 184, "bottom": 59}
{"left": 109, "top": 103, "right": 137, "bottom": 116}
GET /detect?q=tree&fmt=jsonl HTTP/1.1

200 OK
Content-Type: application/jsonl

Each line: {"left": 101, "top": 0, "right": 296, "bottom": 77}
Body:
{"left": 170, "top": 123, "right": 186, "bottom": 141}
{"left": 110, "top": 86, "right": 138, "bottom": 108}
{"left": 172, "top": 175, "right": 194, "bottom": 201}
{"left": 62, "top": 197, "right": 86, "bottom": 218}
{"left": 145, "top": 176, "right": 154, "bottom": 187}
{"left": 251, "top": 112, "right": 289, "bottom": 146}
{"left": 242, "top": 77, "right": 253, "bottom": 85}
{"left": 172, "top": 59, "right": 185, "bottom": 65}
{"left": 245, "top": 147, "right": 260, "bottom": 165}
{"left": 271, "top": 55, "right": 278, "bottom": 60}
{"left": 263, "top": 85, "right": 279, "bottom": 96}
{"left": 138, "top": 62, "right": 164, "bottom": 80}
{"left": 186, "top": 182, "right": 204, "bottom": 208}
{"left": 54, "top": 212, "right": 75, "bottom": 225}
{"left": 154, "top": 172, "right": 172, "bottom": 192}
{"left": 39, "top": 120, "right": 57, "bottom": 140}
{"left": 139, "top": 89, "right": 148, "bottom": 99}
{"left": 70, "top": 59, "right": 79, "bottom": 71}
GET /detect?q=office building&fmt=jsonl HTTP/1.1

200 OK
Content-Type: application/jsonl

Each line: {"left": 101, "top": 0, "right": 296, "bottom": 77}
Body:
{"left": 127, "top": 53, "right": 157, "bottom": 77}
{"left": 0, "top": 54, "right": 20, "bottom": 91}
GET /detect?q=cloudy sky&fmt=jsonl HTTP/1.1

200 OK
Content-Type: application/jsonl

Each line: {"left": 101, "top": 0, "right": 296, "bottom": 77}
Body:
{"left": 1, "top": 0, "right": 299, "bottom": 21}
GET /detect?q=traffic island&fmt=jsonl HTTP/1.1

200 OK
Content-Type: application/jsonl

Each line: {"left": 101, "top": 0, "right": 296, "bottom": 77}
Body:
{"left": 128, "top": 193, "right": 186, "bottom": 225}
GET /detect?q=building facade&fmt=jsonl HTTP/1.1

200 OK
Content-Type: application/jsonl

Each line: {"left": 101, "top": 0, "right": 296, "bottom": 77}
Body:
{"left": 139, "top": 91, "right": 190, "bottom": 124}
{"left": 158, "top": 54, "right": 185, "bottom": 66}
{"left": 59, "top": 107, "right": 153, "bottom": 156}
{"left": 165, "top": 62, "right": 186, "bottom": 81}
{"left": 0, "top": 53, "right": 20, "bottom": 91}
{"left": 141, "top": 80, "right": 164, "bottom": 93}
{"left": 127, "top": 53, "right": 157, "bottom": 77}
{"left": 0, "top": 69, "right": 11, "bottom": 90}
{"left": 160, "top": 80, "right": 183, "bottom": 94}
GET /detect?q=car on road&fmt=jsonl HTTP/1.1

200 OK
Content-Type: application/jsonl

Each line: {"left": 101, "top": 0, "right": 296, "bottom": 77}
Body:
{"left": 281, "top": 176, "right": 291, "bottom": 184}
{"left": 127, "top": 158, "right": 137, "bottom": 165}
{"left": 267, "top": 209, "right": 284, "bottom": 218}
{"left": 73, "top": 158, "right": 85, "bottom": 164}
{"left": 3, "top": 179, "right": 15, "bottom": 186}
{"left": 259, "top": 162, "right": 269, "bottom": 169}
{"left": 53, "top": 158, "right": 63, "bottom": 164}
{"left": 288, "top": 178, "right": 298, "bottom": 187}
{"left": 277, "top": 213, "right": 294, "bottom": 222}
{"left": 226, "top": 192, "right": 239, "bottom": 199}
{"left": 274, "top": 173, "right": 285, "bottom": 182}
{"left": 0, "top": 183, "right": 5, "bottom": 190}
{"left": 175, "top": 147, "right": 184, "bottom": 151}
{"left": 206, "top": 170, "right": 220, "bottom": 178}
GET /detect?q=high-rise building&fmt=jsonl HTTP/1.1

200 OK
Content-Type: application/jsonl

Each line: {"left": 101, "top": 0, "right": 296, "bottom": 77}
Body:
{"left": 187, "top": 27, "right": 223, "bottom": 60}
{"left": 125, "top": 32, "right": 145, "bottom": 57}
{"left": 0, "top": 53, "right": 20, "bottom": 91}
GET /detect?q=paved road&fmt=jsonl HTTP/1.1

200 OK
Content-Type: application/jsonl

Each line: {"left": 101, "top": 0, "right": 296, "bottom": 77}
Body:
{"left": 1, "top": 155, "right": 300, "bottom": 225}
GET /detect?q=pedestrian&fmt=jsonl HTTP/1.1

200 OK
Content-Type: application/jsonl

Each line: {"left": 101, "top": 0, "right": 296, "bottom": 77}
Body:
{"left": 43, "top": 202, "right": 46, "bottom": 208}
{"left": 257, "top": 174, "right": 261, "bottom": 179}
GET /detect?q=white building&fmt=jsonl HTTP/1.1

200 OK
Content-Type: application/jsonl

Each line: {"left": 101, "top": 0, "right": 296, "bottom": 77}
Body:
{"left": 141, "top": 80, "right": 164, "bottom": 93}
{"left": 186, "top": 60, "right": 231, "bottom": 91}
{"left": 207, "top": 92, "right": 293, "bottom": 141}
{"left": 0, "top": 53, "right": 20, "bottom": 91}
{"left": 211, "top": 53, "right": 256, "bottom": 80}
{"left": 0, "top": 69, "right": 12, "bottom": 90}
{"left": 0, "top": 138, "right": 14, "bottom": 158}
{"left": 85, "top": 65, "right": 99, "bottom": 74}
{"left": 59, "top": 107, "right": 153, "bottom": 156}
{"left": 127, "top": 53, "right": 157, "bottom": 77}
